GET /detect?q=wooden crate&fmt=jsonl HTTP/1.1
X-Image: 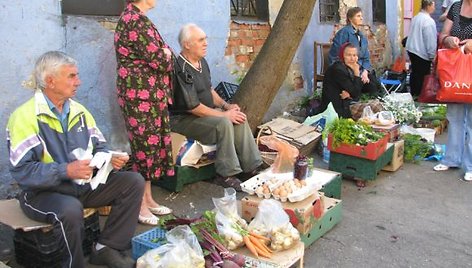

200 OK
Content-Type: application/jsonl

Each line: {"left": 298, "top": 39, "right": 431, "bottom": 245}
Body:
{"left": 327, "top": 134, "right": 389, "bottom": 160}
{"left": 328, "top": 144, "right": 394, "bottom": 181}
{"left": 382, "top": 140, "right": 404, "bottom": 172}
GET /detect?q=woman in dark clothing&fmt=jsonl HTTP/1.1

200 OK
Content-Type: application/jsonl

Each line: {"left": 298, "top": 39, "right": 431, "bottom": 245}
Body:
{"left": 320, "top": 43, "right": 363, "bottom": 118}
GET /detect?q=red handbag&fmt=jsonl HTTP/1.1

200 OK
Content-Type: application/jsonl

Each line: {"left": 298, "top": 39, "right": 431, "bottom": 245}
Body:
{"left": 436, "top": 48, "right": 472, "bottom": 103}
{"left": 418, "top": 63, "right": 441, "bottom": 103}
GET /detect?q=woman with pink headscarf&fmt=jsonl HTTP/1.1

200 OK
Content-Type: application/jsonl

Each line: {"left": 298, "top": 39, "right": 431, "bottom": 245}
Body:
{"left": 319, "top": 42, "right": 363, "bottom": 118}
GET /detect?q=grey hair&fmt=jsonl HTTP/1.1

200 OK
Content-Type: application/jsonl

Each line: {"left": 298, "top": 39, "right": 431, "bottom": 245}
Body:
{"left": 178, "top": 23, "right": 201, "bottom": 49}
{"left": 28, "top": 51, "right": 77, "bottom": 90}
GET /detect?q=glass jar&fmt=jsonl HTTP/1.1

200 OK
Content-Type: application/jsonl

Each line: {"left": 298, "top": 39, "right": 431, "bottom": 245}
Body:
{"left": 294, "top": 155, "right": 308, "bottom": 180}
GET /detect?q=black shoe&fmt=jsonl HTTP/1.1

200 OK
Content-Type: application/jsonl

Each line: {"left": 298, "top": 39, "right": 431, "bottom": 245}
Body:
{"left": 213, "top": 175, "right": 242, "bottom": 192}
{"left": 89, "top": 246, "right": 135, "bottom": 268}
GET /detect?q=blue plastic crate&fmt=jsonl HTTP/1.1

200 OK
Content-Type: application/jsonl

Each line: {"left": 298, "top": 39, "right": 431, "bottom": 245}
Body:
{"left": 131, "top": 228, "right": 167, "bottom": 260}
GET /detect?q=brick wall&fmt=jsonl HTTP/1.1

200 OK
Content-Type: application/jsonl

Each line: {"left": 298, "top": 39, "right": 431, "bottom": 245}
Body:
{"left": 225, "top": 21, "right": 271, "bottom": 74}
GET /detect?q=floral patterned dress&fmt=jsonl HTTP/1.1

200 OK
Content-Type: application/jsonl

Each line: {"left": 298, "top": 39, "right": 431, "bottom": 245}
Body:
{"left": 114, "top": 3, "right": 174, "bottom": 181}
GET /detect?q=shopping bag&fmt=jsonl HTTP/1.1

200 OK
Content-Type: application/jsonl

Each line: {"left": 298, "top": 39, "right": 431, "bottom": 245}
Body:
{"left": 418, "top": 72, "right": 441, "bottom": 103}
{"left": 436, "top": 48, "right": 472, "bottom": 103}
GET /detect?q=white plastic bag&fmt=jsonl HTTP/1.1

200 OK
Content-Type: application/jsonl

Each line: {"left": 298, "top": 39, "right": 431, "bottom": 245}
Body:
{"left": 137, "top": 225, "right": 205, "bottom": 268}
{"left": 212, "top": 188, "right": 247, "bottom": 250}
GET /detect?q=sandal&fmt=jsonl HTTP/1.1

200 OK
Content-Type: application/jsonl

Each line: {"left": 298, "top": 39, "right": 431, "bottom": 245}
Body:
{"left": 148, "top": 205, "right": 173, "bottom": 215}
{"left": 138, "top": 214, "right": 159, "bottom": 225}
{"left": 433, "top": 164, "right": 449, "bottom": 171}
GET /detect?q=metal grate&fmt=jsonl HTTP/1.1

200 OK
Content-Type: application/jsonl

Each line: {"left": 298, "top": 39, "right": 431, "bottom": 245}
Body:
{"left": 231, "top": 0, "right": 268, "bottom": 20}
{"left": 319, "top": 0, "right": 340, "bottom": 23}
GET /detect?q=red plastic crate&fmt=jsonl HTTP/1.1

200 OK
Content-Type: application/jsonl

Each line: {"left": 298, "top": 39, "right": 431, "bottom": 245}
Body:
{"left": 327, "top": 133, "right": 388, "bottom": 160}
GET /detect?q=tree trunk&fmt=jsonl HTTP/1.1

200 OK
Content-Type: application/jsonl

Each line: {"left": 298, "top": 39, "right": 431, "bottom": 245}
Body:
{"left": 232, "top": 0, "right": 317, "bottom": 132}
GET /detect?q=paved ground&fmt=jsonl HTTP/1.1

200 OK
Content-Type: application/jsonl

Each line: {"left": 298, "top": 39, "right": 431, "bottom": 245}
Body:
{"left": 1, "top": 131, "right": 472, "bottom": 267}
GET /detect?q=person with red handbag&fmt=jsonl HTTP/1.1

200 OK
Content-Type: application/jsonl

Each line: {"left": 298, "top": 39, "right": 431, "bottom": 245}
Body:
{"left": 434, "top": 0, "right": 472, "bottom": 181}
{"left": 405, "top": 0, "right": 437, "bottom": 97}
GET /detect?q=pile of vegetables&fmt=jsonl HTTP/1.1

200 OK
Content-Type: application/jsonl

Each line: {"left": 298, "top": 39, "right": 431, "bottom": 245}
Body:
{"left": 327, "top": 118, "right": 384, "bottom": 148}
{"left": 403, "top": 133, "right": 433, "bottom": 163}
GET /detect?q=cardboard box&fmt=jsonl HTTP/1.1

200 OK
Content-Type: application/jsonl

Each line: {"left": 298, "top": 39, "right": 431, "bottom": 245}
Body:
{"left": 372, "top": 124, "right": 400, "bottom": 142}
{"left": 258, "top": 117, "right": 321, "bottom": 155}
{"left": 300, "top": 196, "right": 342, "bottom": 247}
{"left": 382, "top": 140, "right": 404, "bottom": 172}
{"left": 241, "top": 193, "right": 325, "bottom": 234}
{"left": 234, "top": 240, "right": 305, "bottom": 268}
{"left": 327, "top": 134, "right": 389, "bottom": 161}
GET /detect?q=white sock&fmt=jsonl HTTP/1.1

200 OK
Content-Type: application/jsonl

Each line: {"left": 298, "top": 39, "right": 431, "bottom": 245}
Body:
{"left": 95, "top": 243, "right": 106, "bottom": 251}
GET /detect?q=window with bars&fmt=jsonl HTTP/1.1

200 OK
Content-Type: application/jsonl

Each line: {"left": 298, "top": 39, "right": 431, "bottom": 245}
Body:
{"left": 231, "top": 0, "right": 269, "bottom": 21}
{"left": 61, "top": 0, "right": 125, "bottom": 16}
{"left": 373, "top": 0, "right": 386, "bottom": 24}
{"left": 319, "top": 0, "right": 340, "bottom": 23}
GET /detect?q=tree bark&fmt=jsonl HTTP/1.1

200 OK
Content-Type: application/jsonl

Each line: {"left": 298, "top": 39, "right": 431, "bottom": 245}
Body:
{"left": 232, "top": 0, "right": 317, "bottom": 132}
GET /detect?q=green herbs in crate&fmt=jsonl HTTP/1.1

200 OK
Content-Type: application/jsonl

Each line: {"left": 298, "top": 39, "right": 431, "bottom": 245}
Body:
{"left": 327, "top": 118, "right": 383, "bottom": 148}
{"left": 403, "top": 134, "right": 433, "bottom": 163}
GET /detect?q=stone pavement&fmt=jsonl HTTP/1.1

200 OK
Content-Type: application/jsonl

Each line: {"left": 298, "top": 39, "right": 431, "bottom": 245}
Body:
{"left": 2, "top": 132, "right": 472, "bottom": 267}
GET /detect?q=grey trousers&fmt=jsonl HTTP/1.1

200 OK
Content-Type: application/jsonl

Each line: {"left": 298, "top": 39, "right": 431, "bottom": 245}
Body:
{"left": 171, "top": 115, "right": 262, "bottom": 177}
{"left": 19, "top": 171, "right": 144, "bottom": 268}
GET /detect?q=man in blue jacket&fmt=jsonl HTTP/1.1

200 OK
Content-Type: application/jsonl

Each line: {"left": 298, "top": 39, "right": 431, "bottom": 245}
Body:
{"left": 7, "top": 51, "right": 144, "bottom": 268}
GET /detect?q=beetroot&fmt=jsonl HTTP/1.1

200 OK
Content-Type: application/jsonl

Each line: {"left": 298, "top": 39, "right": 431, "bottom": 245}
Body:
{"left": 222, "top": 260, "right": 241, "bottom": 268}
{"left": 229, "top": 254, "right": 245, "bottom": 267}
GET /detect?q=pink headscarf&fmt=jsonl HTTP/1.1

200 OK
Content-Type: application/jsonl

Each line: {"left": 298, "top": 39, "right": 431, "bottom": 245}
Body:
{"left": 338, "top": 42, "right": 351, "bottom": 63}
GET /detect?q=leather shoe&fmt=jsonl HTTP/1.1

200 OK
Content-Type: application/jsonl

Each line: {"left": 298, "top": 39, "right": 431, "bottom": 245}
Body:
{"left": 213, "top": 175, "right": 242, "bottom": 192}
{"left": 89, "top": 246, "right": 135, "bottom": 268}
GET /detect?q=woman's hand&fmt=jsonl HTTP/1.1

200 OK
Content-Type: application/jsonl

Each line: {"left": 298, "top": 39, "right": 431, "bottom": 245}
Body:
{"left": 460, "top": 39, "right": 472, "bottom": 54}
{"left": 345, "top": 62, "right": 360, "bottom": 76}
{"left": 360, "top": 69, "right": 370, "bottom": 84}
{"left": 163, "top": 48, "right": 172, "bottom": 59}
{"left": 443, "top": 36, "right": 460, "bottom": 48}
{"left": 340, "top": 90, "right": 351, "bottom": 100}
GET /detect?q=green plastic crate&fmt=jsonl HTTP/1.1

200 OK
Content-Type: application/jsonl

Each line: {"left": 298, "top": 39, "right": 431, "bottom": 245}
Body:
{"left": 328, "top": 144, "right": 394, "bottom": 181}
{"left": 155, "top": 164, "right": 215, "bottom": 192}
{"left": 320, "top": 172, "right": 342, "bottom": 199}
{"left": 301, "top": 197, "right": 342, "bottom": 247}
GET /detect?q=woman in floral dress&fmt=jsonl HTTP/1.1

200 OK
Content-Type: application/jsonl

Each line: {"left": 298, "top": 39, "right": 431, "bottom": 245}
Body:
{"left": 115, "top": 0, "right": 173, "bottom": 225}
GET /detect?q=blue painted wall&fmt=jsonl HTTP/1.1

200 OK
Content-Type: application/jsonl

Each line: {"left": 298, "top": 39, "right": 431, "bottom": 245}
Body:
{"left": 0, "top": 0, "right": 400, "bottom": 198}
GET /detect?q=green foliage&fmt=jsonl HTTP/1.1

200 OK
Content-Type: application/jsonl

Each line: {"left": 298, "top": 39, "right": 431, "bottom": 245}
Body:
{"left": 327, "top": 118, "right": 383, "bottom": 147}
{"left": 420, "top": 105, "right": 447, "bottom": 121}
{"left": 299, "top": 90, "right": 321, "bottom": 109}
{"left": 403, "top": 134, "right": 433, "bottom": 163}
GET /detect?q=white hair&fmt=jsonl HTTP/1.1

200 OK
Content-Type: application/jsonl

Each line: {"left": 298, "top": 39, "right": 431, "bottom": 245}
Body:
{"left": 178, "top": 23, "right": 201, "bottom": 49}
{"left": 27, "top": 51, "right": 77, "bottom": 90}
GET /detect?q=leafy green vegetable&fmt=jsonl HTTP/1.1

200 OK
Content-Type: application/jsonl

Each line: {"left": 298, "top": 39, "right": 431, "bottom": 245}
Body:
{"left": 403, "top": 134, "right": 433, "bottom": 163}
{"left": 327, "top": 118, "right": 383, "bottom": 148}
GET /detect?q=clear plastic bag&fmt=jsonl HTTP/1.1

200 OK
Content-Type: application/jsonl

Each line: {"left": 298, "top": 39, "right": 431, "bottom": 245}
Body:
{"left": 249, "top": 199, "right": 300, "bottom": 251}
{"left": 212, "top": 188, "right": 247, "bottom": 250}
{"left": 376, "top": 111, "right": 395, "bottom": 125}
{"left": 137, "top": 225, "right": 205, "bottom": 268}
{"left": 259, "top": 135, "right": 299, "bottom": 173}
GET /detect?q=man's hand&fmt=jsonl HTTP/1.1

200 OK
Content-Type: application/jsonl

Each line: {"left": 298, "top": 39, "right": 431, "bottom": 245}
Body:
{"left": 226, "top": 103, "right": 241, "bottom": 111}
{"left": 224, "top": 108, "right": 247, "bottom": 124}
{"left": 360, "top": 69, "right": 370, "bottom": 84}
{"left": 111, "top": 154, "right": 129, "bottom": 170}
{"left": 67, "top": 160, "right": 93, "bottom": 180}
{"left": 340, "top": 90, "right": 351, "bottom": 100}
